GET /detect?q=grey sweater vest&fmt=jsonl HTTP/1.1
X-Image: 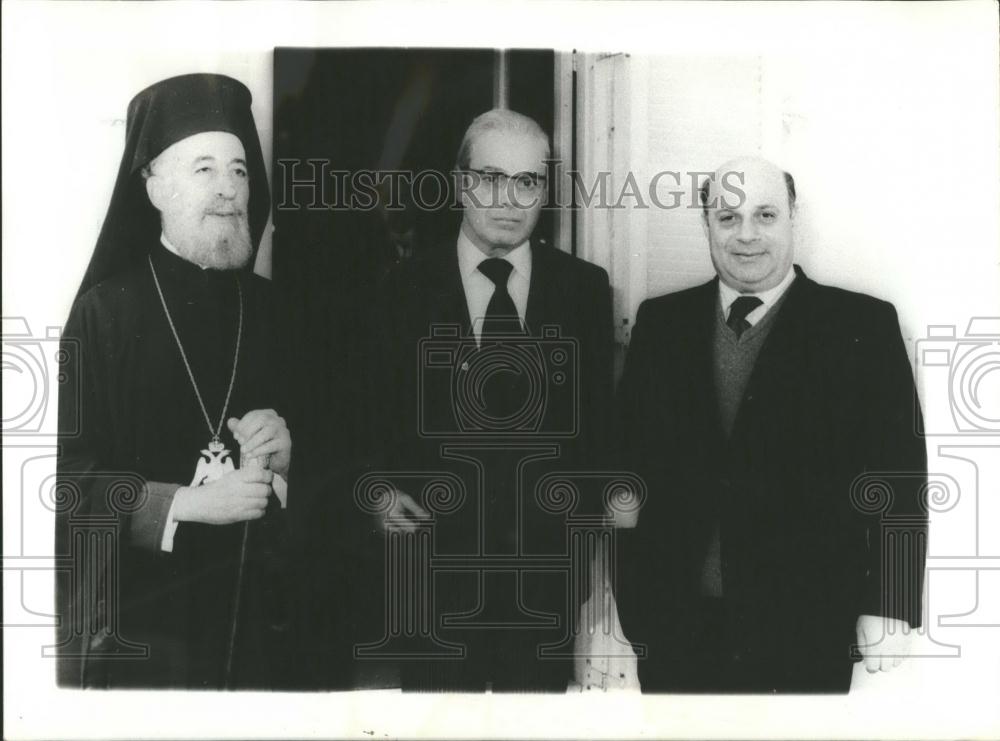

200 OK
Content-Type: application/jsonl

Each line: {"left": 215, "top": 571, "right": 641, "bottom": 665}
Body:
{"left": 700, "top": 287, "right": 791, "bottom": 597}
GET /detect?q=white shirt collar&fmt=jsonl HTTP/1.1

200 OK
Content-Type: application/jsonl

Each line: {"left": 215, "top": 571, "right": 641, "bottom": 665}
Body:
{"left": 718, "top": 267, "right": 796, "bottom": 326}
{"left": 457, "top": 231, "right": 531, "bottom": 282}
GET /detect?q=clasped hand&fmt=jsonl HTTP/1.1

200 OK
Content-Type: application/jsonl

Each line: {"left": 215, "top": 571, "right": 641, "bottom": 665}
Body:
{"left": 173, "top": 408, "right": 291, "bottom": 526}
{"left": 227, "top": 408, "right": 291, "bottom": 478}
{"left": 173, "top": 466, "right": 273, "bottom": 525}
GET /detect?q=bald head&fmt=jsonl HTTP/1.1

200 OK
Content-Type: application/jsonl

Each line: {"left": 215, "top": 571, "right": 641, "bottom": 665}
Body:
{"left": 701, "top": 156, "right": 797, "bottom": 293}
{"left": 700, "top": 156, "right": 796, "bottom": 220}
{"left": 456, "top": 109, "right": 550, "bottom": 257}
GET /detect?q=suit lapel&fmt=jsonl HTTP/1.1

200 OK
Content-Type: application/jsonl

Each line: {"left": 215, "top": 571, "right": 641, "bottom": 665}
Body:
{"left": 731, "top": 266, "right": 814, "bottom": 437}
{"left": 524, "top": 239, "right": 553, "bottom": 335}
{"left": 427, "top": 244, "right": 473, "bottom": 336}
{"left": 690, "top": 278, "right": 727, "bottom": 447}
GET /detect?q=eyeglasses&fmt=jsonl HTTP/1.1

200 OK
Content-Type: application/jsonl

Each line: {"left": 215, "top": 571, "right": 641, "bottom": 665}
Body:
{"left": 466, "top": 168, "right": 547, "bottom": 195}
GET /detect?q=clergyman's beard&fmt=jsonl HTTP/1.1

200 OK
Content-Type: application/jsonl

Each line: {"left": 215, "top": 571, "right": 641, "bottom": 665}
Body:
{"left": 169, "top": 214, "right": 253, "bottom": 270}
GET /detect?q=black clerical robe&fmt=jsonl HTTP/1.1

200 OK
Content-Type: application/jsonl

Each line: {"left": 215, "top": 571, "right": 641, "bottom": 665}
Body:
{"left": 56, "top": 243, "right": 292, "bottom": 689}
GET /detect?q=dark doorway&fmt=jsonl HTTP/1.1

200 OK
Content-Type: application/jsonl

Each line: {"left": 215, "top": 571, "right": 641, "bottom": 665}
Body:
{"left": 272, "top": 47, "right": 555, "bottom": 455}
{"left": 271, "top": 47, "right": 555, "bottom": 689}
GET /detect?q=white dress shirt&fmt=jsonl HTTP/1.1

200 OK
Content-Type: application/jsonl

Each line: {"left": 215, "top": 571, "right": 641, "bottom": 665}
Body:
{"left": 457, "top": 232, "right": 532, "bottom": 345}
{"left": 718, "top": 267, "right": 796, "bottom": 327}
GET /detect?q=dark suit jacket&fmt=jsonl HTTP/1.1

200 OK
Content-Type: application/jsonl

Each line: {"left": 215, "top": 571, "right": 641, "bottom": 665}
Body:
{"left": 373, "top": 237, "right": 614, "bottom": 503}
{"left": 366, "top": 238, "right": 614, "bottom": 688}
{"left": 615, "top": 265, "right": 927, "bottom": 692}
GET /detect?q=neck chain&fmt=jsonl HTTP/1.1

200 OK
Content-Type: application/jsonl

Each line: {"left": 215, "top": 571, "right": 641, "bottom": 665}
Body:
{"left": 148, "top": 255, "right": 243, "bottom": 450}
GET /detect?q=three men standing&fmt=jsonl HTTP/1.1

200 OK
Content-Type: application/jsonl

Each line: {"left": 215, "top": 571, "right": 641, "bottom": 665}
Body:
{"left": 57, "top": 74, "right": 926, "bottom": 695}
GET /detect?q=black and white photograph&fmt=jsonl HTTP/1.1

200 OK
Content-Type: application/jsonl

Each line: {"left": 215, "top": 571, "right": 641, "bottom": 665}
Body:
{"left": 3, "top": 1, "right": 999, "bottom": 738}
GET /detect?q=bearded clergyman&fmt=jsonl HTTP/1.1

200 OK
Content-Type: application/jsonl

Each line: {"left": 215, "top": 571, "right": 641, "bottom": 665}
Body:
{"left": 56, "top": 74, "right": 294, "bottom": 689}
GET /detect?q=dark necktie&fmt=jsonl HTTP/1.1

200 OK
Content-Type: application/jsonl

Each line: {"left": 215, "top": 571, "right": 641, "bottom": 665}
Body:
{"left": 727, "top": 295, "right": 763, "bottom": 339}
{"left": 476, "top": 258, "right": 525, "bottom": 558}
{"left": 478, "top": 258, "right": 523, "bottom": 338}
{"left": 475, "top": 256, "right": 527, "bottom": 421}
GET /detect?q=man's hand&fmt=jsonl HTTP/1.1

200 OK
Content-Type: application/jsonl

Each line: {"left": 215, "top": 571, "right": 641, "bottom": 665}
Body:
{"left": 227, "top": 409, "right": 291, "bottom": 478}
{"left": 376, "top": 489, "right": 430, "bottom": 533}
{"left": 172, "top": 467, "right": 273, "bottom": 525}
{"left": 855, "top": 614, "right": 913, "bottom": 673}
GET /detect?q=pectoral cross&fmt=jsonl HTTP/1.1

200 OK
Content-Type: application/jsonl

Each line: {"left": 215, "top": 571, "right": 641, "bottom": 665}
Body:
{"left": 191, "top": 439, "right": 234, "bottom": 487}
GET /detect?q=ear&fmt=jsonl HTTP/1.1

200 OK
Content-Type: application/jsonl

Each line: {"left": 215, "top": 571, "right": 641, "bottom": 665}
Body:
{"left": 145, "top": 172, "right": 168, "bottom": 212}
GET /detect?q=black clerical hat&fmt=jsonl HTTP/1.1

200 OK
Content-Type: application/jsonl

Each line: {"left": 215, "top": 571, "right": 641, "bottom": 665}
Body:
{"left": 76, "top": 73, "right": 270, "bottom": 300}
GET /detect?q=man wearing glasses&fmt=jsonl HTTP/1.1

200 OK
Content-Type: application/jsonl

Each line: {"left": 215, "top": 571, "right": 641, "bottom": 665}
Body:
{"left": 370, "top": 109, "right": 614, "bottom": 691}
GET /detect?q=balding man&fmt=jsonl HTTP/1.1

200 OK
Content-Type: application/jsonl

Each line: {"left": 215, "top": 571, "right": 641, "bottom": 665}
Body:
{"left": 614, "top": 157, "right": 927, "bottom": 692}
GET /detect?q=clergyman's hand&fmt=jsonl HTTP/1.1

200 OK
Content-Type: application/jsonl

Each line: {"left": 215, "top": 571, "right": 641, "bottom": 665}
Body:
{"left": 855, "top": 614, "right": 913, "bottom": 674}
{"left": 172, "top": 466, "right": 273, "bottom": 525}
{"left": 377, "top": 489, "right": 430, "bottom": 533}
{"left": 227, "top": 409, "right": 291, "bottom": 478}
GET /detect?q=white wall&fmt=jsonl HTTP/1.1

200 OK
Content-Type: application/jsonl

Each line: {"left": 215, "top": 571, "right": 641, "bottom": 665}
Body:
{"left": 573, "top": 8, "right": 1000, "bottom": 707}
{"left": 607, "top": 32, "right": 1000, "bottom": 701}
{"left": 2, "top": 19, "right": 273, "bottom": 332}
{"left": 633, "top": 46, "right": 1000, "bottom": 350}
{"left": 643, "top": 55, "right": 764, "bottom": 297}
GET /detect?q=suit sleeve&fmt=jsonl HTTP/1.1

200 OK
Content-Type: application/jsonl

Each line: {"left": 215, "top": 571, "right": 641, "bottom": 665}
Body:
{"left": 368, "top": 265, "right": 409, "bottom": 473}
{"left": 56, "top": 296, "right": 178, "bottom": 685}
{"left": 858, "top": 302, "right": 928, "bottom": 629}
{"left": 615, "top": 300, "right": 656, "bottom": 482}
{"left": 608, "top": 300, "right": 656, "bottom": 643}
{"left": 58, "top": 297, "right": 181, "bottom": 554}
